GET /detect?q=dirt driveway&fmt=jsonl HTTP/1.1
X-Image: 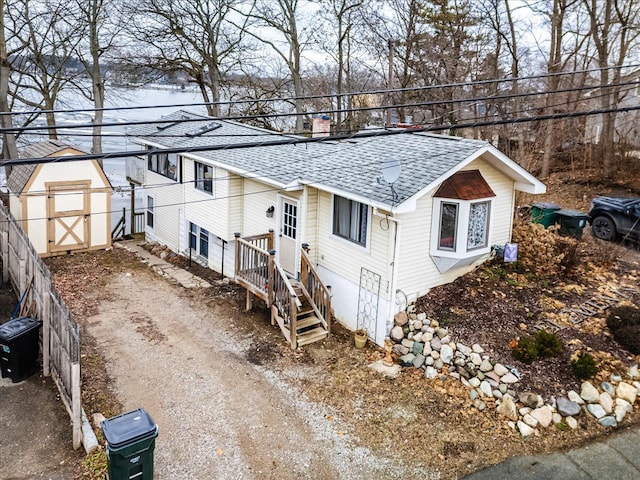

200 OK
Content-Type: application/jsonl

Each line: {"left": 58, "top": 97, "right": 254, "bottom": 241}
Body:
{"left": 84, "top": 265, "right": 436, "bottom": 479}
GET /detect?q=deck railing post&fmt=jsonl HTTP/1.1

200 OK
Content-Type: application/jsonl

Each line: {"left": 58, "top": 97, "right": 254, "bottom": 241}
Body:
{"left": 268, "top": 250, "right": 276, "bottom": 308}
{"left": 233, "top": 232, "right": 241, "bottom": 278}
{"left": 290, "top": 293, "right": 297, "bottom": 350}
{"left": 268, "top": 229, "right": 274, "bottom": 251}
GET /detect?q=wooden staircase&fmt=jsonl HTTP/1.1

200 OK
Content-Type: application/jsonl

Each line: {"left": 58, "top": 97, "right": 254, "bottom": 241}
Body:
{"left": 235, "top": 233, "right": 332, "bottom": 349}
{"left": 290, "top": 282, "right": 329, "bottom": 347}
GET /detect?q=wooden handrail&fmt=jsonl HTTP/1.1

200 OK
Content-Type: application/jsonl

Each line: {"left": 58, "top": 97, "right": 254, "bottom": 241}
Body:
{"left": 300, "top": 246, "right": 332, "bottom": 333}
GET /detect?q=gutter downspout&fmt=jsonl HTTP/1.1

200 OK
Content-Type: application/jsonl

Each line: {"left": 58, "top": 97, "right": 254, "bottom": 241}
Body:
{"left": 374, "top": 208, "right": 401, "bottom": 343}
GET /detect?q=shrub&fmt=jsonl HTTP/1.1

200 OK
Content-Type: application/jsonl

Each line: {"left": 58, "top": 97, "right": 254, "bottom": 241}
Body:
{"left": 511, "top": 336, "right": 538, "bottom": 364}
{"left": 606, "top": 305, "right": 640, "bottom": 355}
{"left": 535, "top": 330, "right": 563, "bottom": 358}
{"left": 511, "top": 329, "right": 563, "bottom": 364}
{"left": 571, "top": 352, "right": 599, "bottom": 380}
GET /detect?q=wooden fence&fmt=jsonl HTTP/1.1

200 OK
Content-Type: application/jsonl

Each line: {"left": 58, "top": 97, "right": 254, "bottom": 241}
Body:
{"left": 0, "top": 203, "right": 82, "bottom": 449}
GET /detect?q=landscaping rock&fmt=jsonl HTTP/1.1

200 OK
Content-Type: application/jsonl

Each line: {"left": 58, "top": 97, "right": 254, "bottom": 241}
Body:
{"left": 552, "top": 413, "right": 562, "bottom": 424}
{"left": 566, "top": 416, "right": 578, "bottom": 429}
{"left": 425, "top": 366, "right": 438, "bottom": 379}
{"left": 531, "top": 406, "right": 553, "bottom": 428}
{"left": 557, "top": 397, "right": 581, "bottom": 417}
{"left": 580, "top": 382, "right": 600, "bottom": 403}
{"left": 587, "top": 404, "right": 606, "bottom": 419}
{"left": 598, "top": 416, "right": 617, "bottom": 428}
{"left": 496, "top": 395, "right": 518, "bottom": 421}
{"left": 401, "top": 339, "right": 414, "bottom": 349}
{"left": 493, "top": 363, "right": 509, "bottom": 376}
{"left": 424, "top": 356, "right": 434, "bottom": 366}
{"left": 412, "top": 354, "right": 426, "bottom": 369}
{"left": 470, "top": 352, "right": 482, "bottom": 366}
{"left": 500, "top": 373, "right": 519, "bottom": 384}
{"left": 431, "top": 350, "right": 440, "bottom": 360}
{"left": 422, "top": 343, "right": 432, "bottom": 356}
{"left": 480, "top": 359, "right": 493, "bottom": 372}
{"left": 392, "top": 344, "right": 409, "bottom": 356}
{"left": 470, "top": 390, "right": 478, "bottom": 401}
{"left": 517, "top": 421, "right": 535, "bottom": 437}
{"left": 600, "top": 381, "right": 615, "bottom": 397}
{"left": 399, "top": 353, "right": 416, "bottom": 367}
{"left": 614, "top": 399, "right": 632, "bottom": 423}
{"left": 628, "top": 364, "right": 639, "bottom": 378}
{"left": 437, "top": 328, "right": 448, "bottom": 339}
{"left": 469, "top": 377, "right": 481, "bottom": 388}
{"left": 472, "top": 344, "right": 484, "bottom": 353}
{"left": 394, "top": 311, "right": 409, "bottom": 326}
{"left": 412, "top": 342, "right": 424, "bottom": 356}
{"left": 390, "top": 326, "right": 404, "bottom": 342}
{"left": 493, "top": 389, "right": 503, "bottom": 399}
{"left": 440, "top": 345, "right": 454, "bottom": 364}
{"left": 457, "top": 343, "right": 472, "bottom": 356}
{"left": 485, "top": 371, "right": 501, "bottom": 383}
{"left": 599, "top": 392, "right": 613, "bottom": 414}
{"left": 431, "top": 337, "right": 442, "bottom": 351}
{"left": 480, "top": 381, "right": 493, "bottom": 398}
{"left": 412, "top": 332, "right": 423, "bottom": 344}
{"left": 616, "top": 382, "right": 638, "bottom": 405}
{"left": 567, "top": 390, "right": 584, "bottom": 405}
{"left": 523, "top": 414, "right": 538, "bottom": 428}
{"left": 433, "top": 359, "right": 444, "bottom": 370}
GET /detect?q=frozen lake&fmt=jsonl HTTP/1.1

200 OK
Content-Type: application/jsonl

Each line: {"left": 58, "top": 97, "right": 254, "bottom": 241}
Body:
{"left": 15, "top": 85, "right": 208, "bottom": 233}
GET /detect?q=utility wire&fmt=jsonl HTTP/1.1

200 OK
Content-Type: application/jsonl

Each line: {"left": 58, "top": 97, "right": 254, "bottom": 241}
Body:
{"left": 2, "top": 62, "right": 639, "bottom": 119}
{"left": 5, "top": 102, "right": 640, "bottom": 169}
{"left": 5, "top": 78, "right": 639, "bottom": 135}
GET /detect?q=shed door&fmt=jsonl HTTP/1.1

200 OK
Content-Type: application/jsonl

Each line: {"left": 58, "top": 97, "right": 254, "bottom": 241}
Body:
{"left": 277, "top": 196, "right": 299, "bottom": 275}
{"left": 47, "top": 182, "right": 91, "bottom": 254}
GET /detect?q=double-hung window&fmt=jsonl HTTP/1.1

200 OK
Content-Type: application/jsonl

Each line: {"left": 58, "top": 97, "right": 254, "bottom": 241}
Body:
{"left": 332, "top": 195, "right": 368, "bottom": 246}
{"left": 189, "top": 222, "right": 209, "bottom": 258}
{"left": 195, "top": 162, "right": 214, "bottom": 194}
{"left": 146, "top": 196, "right": 155, "bottom": 229}
{"left": 148, "top": 151, "right": 179, "bottom": 181}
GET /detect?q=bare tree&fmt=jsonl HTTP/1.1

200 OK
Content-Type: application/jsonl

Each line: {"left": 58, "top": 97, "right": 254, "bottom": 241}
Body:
{"left": 72, "top": 0, "right": 126, "bottom": 154}
{"left": 583, "top": 0, "right": 640, "bottom": 177}
{"left": 0, "top": 0, "right": 20, "bottom": 165}
{"left": 243, "top": 0, "right": 317, "bottom": 132}
{"left": 129, "top": 0, "right": 250, "bottom": 117}
{"left": 8, "top": 0, "right": 83, "bottom": 138}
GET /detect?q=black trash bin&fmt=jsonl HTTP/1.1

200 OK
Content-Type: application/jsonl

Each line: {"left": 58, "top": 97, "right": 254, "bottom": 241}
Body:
{"left": 101, "top": 408, "right": 158, "bottom": 480}
{"left": 555, "top": 209, "right": 590, "bottom": 239}
{"left": 530, "top": 201, "right": 562, "bottom": 228}
{"left": 0, "top": 316, "right": 41, "bottom": 383}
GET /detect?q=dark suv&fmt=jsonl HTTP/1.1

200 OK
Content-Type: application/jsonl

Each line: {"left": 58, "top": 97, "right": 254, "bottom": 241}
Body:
{"left": 588, "top": 196, "right": 640, "bottom": 242}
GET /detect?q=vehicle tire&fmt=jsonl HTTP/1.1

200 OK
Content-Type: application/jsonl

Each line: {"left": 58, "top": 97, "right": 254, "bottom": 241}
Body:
{"left": 592, "top": 215, "right": 617, "bottom": 241}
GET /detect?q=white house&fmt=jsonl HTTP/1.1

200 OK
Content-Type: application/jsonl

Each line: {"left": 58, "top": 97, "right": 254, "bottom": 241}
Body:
{"left": 130, "top": 111, "right": 545, "bottom": 347}
{"left": 7, "top": 140, "right": 112, "bottom": 257}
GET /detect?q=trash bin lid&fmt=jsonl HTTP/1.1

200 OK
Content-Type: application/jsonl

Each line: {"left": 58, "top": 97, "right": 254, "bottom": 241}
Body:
{"left": 101, "top": 408, "right": 158, "bottom": 448}
{"left": 556, "top": 208, "right": 589, "bottom": 218}
{"left": 0, "top": 317, "right": 41, "bottom": 342}
{"left": 531, "top": 201, "right": 561, "bottom": 210}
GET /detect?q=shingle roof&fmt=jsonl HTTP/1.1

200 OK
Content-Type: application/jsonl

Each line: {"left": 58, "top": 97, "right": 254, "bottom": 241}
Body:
{"left": 129, "top": 111, "right": 503, "bottom": 208}
{"left": 8, "top": 141, "right": 84, "bottom": 194}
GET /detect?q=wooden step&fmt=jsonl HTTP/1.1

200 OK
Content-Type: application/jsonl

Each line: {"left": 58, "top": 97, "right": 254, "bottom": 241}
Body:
{"left": 295, "top": 315, "right": 322, "bottom": 330}
{"left": 296, "top": 326, "right": 329, "bottom": 346}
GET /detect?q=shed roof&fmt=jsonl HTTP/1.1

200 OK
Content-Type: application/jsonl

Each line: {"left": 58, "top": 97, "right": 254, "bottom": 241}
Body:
{"left": 130, "top": 110, "right": 545, "bottom": 211}
{"left": 8, "top": 141, "right": 89, "bottom": 194}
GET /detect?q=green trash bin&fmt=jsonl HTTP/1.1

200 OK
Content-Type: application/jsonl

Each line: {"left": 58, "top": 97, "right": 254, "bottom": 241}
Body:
{"left": 530, "top": 201, "right": 561, "bottom": 228}
{"left": 555, "top": 209, "right": 590, "bottom": 239}
{"left": 101, "top": 408, "right": 158, "bottom": 480}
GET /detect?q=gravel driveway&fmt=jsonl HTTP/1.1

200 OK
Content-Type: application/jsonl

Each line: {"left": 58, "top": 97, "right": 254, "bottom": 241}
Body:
{"left": 85, "top": 267, "right": 435, "bottom": 479}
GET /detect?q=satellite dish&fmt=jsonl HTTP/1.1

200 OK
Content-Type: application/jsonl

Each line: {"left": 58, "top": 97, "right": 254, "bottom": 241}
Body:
{"left": 381, "top": 157, "right": 401, "bottom": 184}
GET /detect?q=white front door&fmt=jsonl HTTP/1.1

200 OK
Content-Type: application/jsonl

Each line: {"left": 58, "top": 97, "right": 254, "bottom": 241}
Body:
{"left": 278, "top": 196, "right": 299, "bottom": 275}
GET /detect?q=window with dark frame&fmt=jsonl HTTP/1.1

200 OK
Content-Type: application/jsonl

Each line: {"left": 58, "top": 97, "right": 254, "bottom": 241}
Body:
{"left": 146, "top": 196, "right": 154, "bottom": 228}
{"left": 332, "top": 195, "right": 368, "bottom": 246}
{"left": 189, "top": 222, "right": 209, "bottom": 259}
{"left": 147, "top": 152, "right": 179, "bottom": 181}
{"left": 195, "top": 162, "right": 214, "bottom": 194}
{"left": 438, "top": 202, "right": 458, "bottom": 250}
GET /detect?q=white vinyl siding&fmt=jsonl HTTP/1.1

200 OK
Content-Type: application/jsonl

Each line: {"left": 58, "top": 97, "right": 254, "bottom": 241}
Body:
{"left": 145, "top": 170, "right": 183, "bottom": 252}
{"left": 396, "top": 158, "right": 514, "bottom": 299}
{"left": 241, "top": 179, "right": 278, "bottom": 237}
{"left": 315, "top": 190, "right": 391, "bottom": 300}
{"left": 227, "top": 174, "right": 244, "bottom": 238}
{"left": 184, "top": 158, "right": 227, "bottom": 241}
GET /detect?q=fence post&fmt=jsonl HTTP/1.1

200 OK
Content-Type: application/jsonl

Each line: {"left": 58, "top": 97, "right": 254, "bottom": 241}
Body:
{"left": 71, "top": 362, "right": 82, "bottom": 450}
{"left": 42, "top": 291, "right": 51, "bottom": 376}
{"left": 233, "top": 232, "right": 241, "bottom": 278}
{"left": 1, "top": 231, "right": 8, "bottom": 284}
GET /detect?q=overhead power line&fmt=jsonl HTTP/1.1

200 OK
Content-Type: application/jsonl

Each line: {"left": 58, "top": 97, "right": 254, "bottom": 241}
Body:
{"left": 4, "top": 78, "right": 639, "bottom": 136}
{"left": 4, "top": 102, "right": 640, "bottom": 168}
{"left": 1, "top": 62, "right": 639, "bottom": 121}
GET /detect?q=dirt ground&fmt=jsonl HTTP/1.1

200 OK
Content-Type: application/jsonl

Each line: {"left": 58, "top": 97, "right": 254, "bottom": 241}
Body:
{"left": 0, "top": 283, "right": 82, "bottom": 480}
{"left": 38, "top": 170, "right": 640, "bottom": 480}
